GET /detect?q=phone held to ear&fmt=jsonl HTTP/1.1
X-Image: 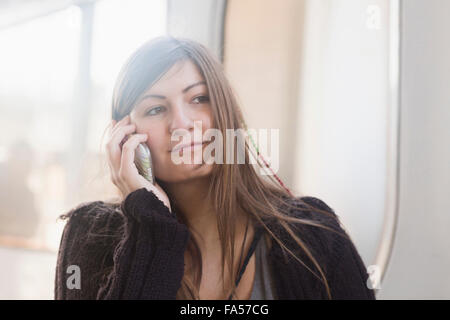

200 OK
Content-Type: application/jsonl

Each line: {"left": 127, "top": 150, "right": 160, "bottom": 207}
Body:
{"left": 134, "top": 143, "right": 155, "bottom": 185}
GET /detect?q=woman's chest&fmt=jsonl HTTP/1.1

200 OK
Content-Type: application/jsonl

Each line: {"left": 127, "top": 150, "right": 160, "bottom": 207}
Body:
{"left": 197, "top": 254, "right": 256, "bottom": 300}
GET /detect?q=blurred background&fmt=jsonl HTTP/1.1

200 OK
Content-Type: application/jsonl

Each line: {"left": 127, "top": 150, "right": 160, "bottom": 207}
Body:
{"left": 0, "top": 0, "right": 448, "bottom": 299}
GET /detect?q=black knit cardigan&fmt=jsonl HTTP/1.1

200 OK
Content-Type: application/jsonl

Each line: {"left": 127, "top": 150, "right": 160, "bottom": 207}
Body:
{"left": 54, "top": 188, "right": 376, "bottom": 300}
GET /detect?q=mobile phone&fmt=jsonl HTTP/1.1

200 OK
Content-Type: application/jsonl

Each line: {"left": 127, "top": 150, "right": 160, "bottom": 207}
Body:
{"left": 134, "top": 143, "right": 155, "bottom": 185}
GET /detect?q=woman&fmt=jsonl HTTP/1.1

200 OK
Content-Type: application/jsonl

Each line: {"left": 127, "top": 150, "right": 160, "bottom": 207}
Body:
{"left": 54, "top": 36, "right": 376, "bottom": 300}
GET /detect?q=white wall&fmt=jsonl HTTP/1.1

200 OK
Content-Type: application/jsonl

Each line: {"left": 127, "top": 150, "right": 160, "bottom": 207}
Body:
{"left": 378, "top": 0, "right": 450, "bottom": 299}
{"left": 294, "top": 0, "right": 393, "bottom": 269}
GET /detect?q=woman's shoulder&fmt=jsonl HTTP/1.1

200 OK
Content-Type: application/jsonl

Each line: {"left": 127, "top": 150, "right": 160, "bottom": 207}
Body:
{"left": 266, "top": 195, "right": 376, "bottom": 299}
{"left": 58, "top": 198, "right": 125, "bottom": 246}
{"left": 55, "top": 199, "right": 125, "bottom": 299}
{"left": 59, "top": 197, "right": 122, "bottom": 222}
{"left": 275, "top": 194, "right": 343, "bottom": 232}
{"left": 265, "top": 194, "right": 349, "bottom": 261}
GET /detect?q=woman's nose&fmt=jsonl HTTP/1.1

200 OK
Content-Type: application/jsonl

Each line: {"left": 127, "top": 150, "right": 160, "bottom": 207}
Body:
{"left": 169, "top": 104, "right": 195, "bottom": 133}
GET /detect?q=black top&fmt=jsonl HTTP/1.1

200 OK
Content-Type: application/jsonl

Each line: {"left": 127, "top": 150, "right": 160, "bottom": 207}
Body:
{"left": 228, "top": 222, "right": 265, "bottom": 300}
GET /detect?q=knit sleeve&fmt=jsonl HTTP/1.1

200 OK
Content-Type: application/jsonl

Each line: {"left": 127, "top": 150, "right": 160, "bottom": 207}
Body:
{"left": 328, "top": 232, "right": 377, "bottom": 300}
{"left": 96, "top": 188, "right": 190, "bottom": 300}
{"left": 54, "top": 187, "right": 190, "bottom": 300}
{"left": 54, "top": 199, "right": 124, "bottom": 300}
{"left": 300, "top": 196, "right": 376, "bottom": 300}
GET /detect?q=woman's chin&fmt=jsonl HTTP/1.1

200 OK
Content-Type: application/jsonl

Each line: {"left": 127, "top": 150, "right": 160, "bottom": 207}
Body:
{"left": 181, "top": 161, "right": 213, "bottom": 175}
{"left": 161, "top": 162, "right": 213, "bottom": 182}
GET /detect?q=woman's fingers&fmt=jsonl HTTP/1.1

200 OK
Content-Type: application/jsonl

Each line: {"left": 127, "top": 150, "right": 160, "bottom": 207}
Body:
{"left": 107, "top": 116, "right": 163, "bottom": 204}
{"left": 105, "top": 122, "right": 170, "bottom": 210}
{"left": 111, "top": 115, "right": 132, "bottom": 138}
{"left": 107, "top": 124, "right": 137, "bottom": 170}
{"left": 107, "top": 127, "right": 135, "bottom": 176}
{"left": 111, "top": 114, "right": 129, "bottom": 131}
{"left": 109, "top": 115, "right": 130, "bottom": 144}
{"left": 119, "top": 133, "right": 148, "bottom": 180}
{"left": 106, "top": 115, "right": 135, "bottom": 187}
{"left": 112, "top": 124, "right": 136, "bottom": 149}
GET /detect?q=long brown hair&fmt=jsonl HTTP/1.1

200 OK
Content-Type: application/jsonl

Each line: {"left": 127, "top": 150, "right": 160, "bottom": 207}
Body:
{"left": 108, "top": 35, "right": 347, "bottom": 299}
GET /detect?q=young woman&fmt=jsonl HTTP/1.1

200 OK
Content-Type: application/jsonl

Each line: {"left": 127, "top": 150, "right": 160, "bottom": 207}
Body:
{"left": 54, "top": 36, "right": 376, "bottom": 300}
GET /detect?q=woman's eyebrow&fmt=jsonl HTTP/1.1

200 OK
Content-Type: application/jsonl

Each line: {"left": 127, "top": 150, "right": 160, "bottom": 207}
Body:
{"left": 138, "top": 81, "right": 206, "bottom": 102}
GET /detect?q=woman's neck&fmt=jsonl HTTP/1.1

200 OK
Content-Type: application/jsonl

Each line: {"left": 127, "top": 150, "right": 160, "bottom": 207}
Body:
{"left": 163, "top": 176, "right": 218, "bottom": 244}
{"left": 162, "top": 176, "right": 251, "bottom": 253}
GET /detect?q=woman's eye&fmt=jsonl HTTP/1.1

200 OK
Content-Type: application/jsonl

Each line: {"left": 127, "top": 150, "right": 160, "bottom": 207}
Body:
{"left": 146, "top": 106, "right": 165, "bottom": 116}
{"left": 144, "top": 97, "right": 208, "bottom": 116}
{"left": 193, "top": 95, "right": 210, "bottom": 104}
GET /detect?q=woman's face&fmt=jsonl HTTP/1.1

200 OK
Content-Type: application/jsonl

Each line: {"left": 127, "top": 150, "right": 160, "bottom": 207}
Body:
{"left": 129, "top": 59, "right": 214, "bottom": 183}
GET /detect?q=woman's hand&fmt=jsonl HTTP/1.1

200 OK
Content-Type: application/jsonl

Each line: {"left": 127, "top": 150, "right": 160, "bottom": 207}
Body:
{"left": 106, "top": 115, "right": 172, "bottom": 213}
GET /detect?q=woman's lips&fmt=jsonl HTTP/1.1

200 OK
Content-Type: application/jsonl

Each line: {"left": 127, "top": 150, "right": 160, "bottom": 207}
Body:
{"left": 170, "top": 141, "right": 207, "bottom": 153}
